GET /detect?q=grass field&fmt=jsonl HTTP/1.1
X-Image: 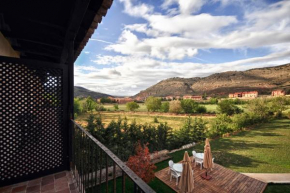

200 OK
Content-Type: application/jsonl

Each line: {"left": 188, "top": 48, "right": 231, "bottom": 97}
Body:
{"left": 76, "top": 111, "right": 215, "bottom": 130}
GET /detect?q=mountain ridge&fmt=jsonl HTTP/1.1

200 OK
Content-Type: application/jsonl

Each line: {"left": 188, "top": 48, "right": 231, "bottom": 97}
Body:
{"left": 135, "top": 63, "right": 290, "bottom": 98}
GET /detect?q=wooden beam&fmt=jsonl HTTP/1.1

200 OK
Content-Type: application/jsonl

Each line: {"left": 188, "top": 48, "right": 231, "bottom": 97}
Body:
{"left": 60, "top": 0, "right": 91, "bottom": 64}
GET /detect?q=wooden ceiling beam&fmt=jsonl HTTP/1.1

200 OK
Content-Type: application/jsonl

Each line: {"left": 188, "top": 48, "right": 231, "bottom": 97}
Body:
{"left": 60, "top": 0, "right": 91, "bottom": 64}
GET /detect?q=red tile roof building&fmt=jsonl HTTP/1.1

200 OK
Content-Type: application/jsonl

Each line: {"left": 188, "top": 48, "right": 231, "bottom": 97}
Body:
{"left": 272, "top": 90, "right": 285, "bottom": 96}
{"left": 229, "top": 91, "right": 258, "bottom": 98}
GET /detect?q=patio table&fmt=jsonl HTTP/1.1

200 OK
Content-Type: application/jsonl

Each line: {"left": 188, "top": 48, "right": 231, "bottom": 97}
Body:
{"left": 172, "top": 163, "right": 183, "bottom": 173}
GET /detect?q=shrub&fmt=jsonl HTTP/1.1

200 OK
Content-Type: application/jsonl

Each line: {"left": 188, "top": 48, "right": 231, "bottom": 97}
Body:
{"left": 83, "top": 96, "right": 96, "bottom": 112}
{"left": 114, "top": 104, "right": 119, "bottom": 111}
{"left": 74, "top": 98, "right": 83, "bottom": 117}
{"left": 181, "top": 99, "right": 198, "bottom": 113}
{"left": 169, "top": 100, "right": 182, "bottom": 113}
{"left": 126, "top": 101, "right": 140, "bottom": 111}
{"left": 177, "top": 117, "right": 207, "bottom": 144}
{"left": 210, "top": 114, "right": 232, "bottom": 136}
{"left": 95, "top": 104, "right": 106, "bottom": 111}
{"left": 217, "top": 99, "right": 242, "bottom": 115}
{"left": 196, "top": 106, "right": 207, "bottom": 113}
{"left": 247, "top": 98, "right": 270, "bottom": 121}
{"left": 160, "top": 101, "right": 170, "bottom": 112}
{"left": 127, "top": 142, "right": 156, "bottom": 183}
{"left": 153, "top": 117, "right": 159, "bottom": 123}
{"left": 145, "top": 96, "right": 162, "bottom": 112}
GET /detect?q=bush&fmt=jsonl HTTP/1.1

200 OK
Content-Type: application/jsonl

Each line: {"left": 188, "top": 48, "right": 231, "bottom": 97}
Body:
{"left": 153, "top": 117, "right": 159, "bottom": 123}
{"left": 95, "top": 104, "right": 106, "bottom": 111}
{"left": 247, "top": 98, "right": 270, "bottom": 121}
{"left": 181, "top": 99, "right": 198, "bottom": 113}
{"left": 160, "top": 101, "right": 170, "bottom": 112}
{"left": 209, "top": 114, "right": 232, "bottom": 137}
{"left": 126, "top": 101, "right": 140, "bottom": 111}
{"left": 145, "top": 96, "right": 162, "bottom": 112}
{"left": 169, "top": 100, "right": 182, "bottom": 113}
{"left": 74, "top": 98, "right": 83, "bottom": 117}
{"left": 217, "top": 99, "right": 242, "bottom": 115}
{"left": 196, "top": 106, "right": 207, "bottom": 113}
{"left": 177, "top": 117, "right": 207, "bottom": 144}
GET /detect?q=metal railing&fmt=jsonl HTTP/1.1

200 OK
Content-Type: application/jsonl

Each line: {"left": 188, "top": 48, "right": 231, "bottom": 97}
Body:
{"left": 71, "top": 120, "right": 156, "bottom": 193}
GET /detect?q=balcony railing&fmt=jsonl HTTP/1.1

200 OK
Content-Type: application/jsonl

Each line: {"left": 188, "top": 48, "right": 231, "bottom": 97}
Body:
{"left": 71, "top": 120, "right": 156, "bottom": 193}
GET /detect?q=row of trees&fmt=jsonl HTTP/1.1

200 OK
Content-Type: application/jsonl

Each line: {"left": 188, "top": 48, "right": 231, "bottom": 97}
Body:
{"left": 86, "top": 115, "right": 207, "bottom": 161}
{"left": 143, "top": 97, "right": 207, "bottom": 114}
{"left": 208, "top": 97, "right": 290, "bottom": 137}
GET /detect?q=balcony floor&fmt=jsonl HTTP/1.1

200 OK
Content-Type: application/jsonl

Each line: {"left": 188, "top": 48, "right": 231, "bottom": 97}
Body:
{"left": 0, "top": 171, "right": 78, "bottom": 193}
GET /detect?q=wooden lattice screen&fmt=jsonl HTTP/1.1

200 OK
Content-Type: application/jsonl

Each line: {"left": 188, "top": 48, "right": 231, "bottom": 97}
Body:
{"left": 0, "top": 57, "right": 68, "bottom": 186}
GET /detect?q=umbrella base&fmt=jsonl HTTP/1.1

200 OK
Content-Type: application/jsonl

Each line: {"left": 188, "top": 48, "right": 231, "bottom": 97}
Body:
{"left": 201, "top": 173, "right": 212, "bottom": 180}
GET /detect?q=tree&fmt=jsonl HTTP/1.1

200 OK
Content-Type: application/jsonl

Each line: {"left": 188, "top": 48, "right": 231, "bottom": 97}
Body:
{"left": 84, "top": 96, "right": 96, "bottom": 112}
{"left": 86, "top": 114, "right": 96, "bottom": 134}
{"left": 114, "top": 104, "right": 119, "bottom": 111}
{"left": 126, "top": 101, "right": 140, "bottom": 111}
{"left": 181, "top": 99, "right": 198, "bottom": 113}
{"left": 160, "top": 101, "right": 170, "bottom": 112}
{"left": 217, "top": 99, "right": 242, "bottom": 115}
{"left": 126, "top": 142, "right": 156, "bottom": 183}
{"left": 247, "top": 98, "right": 270, "bottom": 120}
{"left": 202, "top": 93, "right": 207, "bottom": 100}
{"left": 145, "top": 96, "right": 162, "bottom": 112}
{"left": 169, "top": 100, "right": 182, "bottom": 113}
{"left": 270, "top": 97, "right": 289, "bottom": 116}
{"left": 74, "top": 98, "right": 83, "bottom": 117}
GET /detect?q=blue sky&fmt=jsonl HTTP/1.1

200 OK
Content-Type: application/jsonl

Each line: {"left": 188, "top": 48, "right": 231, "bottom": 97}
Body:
{"left": 75, "top": 0, "right": 290, "bottom": 96}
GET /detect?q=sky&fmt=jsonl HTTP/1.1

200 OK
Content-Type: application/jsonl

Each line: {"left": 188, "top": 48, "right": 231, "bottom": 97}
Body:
{"left": 75, "top": 0, "right": 290, "bottom": 96}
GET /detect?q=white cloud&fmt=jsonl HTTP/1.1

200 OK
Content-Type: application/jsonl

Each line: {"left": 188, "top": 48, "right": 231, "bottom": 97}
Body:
{"left": 75, "top": 0, "right": 290, "bottom": 96}
{"left": 75, "top": 50, "right": 290, "bottom": 96}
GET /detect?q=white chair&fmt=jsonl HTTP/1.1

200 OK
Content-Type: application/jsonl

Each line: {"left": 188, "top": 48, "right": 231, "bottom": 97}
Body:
{"left": 170, "top": 168, "right": 181, "bottom": 185}
{"left": 192, "top": 151, "right": 203, "bottom": 169}
{"left": 168, "top": 160, "right": 174, "bottom": 174}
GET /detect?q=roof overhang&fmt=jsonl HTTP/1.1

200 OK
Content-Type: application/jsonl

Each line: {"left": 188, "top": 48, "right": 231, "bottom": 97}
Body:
{"left": 0, "top": 0, "right": 112, "bottom": 64}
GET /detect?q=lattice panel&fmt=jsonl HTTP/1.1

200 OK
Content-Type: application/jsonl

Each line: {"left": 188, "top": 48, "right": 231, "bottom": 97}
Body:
{"left": 0, "top": 60, "right": 66, "bottom": 184}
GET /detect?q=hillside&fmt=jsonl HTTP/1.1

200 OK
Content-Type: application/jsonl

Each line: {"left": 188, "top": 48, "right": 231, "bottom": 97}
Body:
{"left": 74, "top": 86, "right": 111, "bottom": 99}
{"left": 135, "top": 63, "right": 290, "bottom": 97}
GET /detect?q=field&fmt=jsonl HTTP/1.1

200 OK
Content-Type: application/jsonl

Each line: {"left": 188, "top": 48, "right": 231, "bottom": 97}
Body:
{"left": 76, "top": 111, "right": 215, "bottom": 130}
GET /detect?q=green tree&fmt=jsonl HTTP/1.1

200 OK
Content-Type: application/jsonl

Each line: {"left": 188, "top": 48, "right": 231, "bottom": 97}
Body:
{"left": 126, "top": 101, "right": 140, "bottom": 111}
{"left": 247, "top": 98, "right": 270, "bottom": 120}
{"left": 169, "top": 100, "right": 182, "bottom": 113}
{"left": 181, "top": 99, "right": 198, "bottom": 113}
{"left": 114, "top": 104, "right": 119, "bottom": 111}
{"left": 145, "top": 96, "right": 162, "bottom": 112}
{"left": 84, "top": 96, "right": 96, "bottom": 112}
{"left": 160, "top": 101, "right": 170, "bottom": 112}
{"left": 202, "top": 93, "right": 207, "bottom": 100}
{"left": 86, "top": 114, "right": 96, "bottom": 134}
{"left": 270, "top": 97, "right": 290, "bottom": 116}
{"left": 74, "top": 98, "right": 83, "bottom": 117}
{"left": 217, "top": 99, "right": 242, "bottom": 115}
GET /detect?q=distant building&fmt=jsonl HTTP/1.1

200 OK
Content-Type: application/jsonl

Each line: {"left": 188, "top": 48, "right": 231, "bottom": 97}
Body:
{"left": 272, "top": 90, "right": 285, "bottom": 96}
{"left": 229, "top": 91, "right": 258, "bottom": 98}
{"left": 165, "top": 96, "right": 174, "bottom": 100}
{"left": 182, "top": 95, "right": 203, "bottom": 101}
{"left": 115, "top": 97, "right": 134, "bottom": 104}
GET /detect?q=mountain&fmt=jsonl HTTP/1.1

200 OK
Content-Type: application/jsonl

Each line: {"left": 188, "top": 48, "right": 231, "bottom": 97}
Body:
{"left": 74, "top": 86, "right": 111, "bottom": 99}
{"left": 135, "top": 63, "right": 290, "bottom": 98}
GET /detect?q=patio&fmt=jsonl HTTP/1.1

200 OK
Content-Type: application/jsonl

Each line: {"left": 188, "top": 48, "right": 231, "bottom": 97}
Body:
{"left": 155, "top": 159, "right": 267, "bottom": 193}
{"left": 0, "top": 171, "right": 77, "bottom": 193}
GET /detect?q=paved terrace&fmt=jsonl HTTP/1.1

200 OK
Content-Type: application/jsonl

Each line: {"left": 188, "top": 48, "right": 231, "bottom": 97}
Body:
{"left": 0, "top": 171, "right": 78, "bottom": 193}
{"left": 155, "top": 161, "right": 267, "bottom": 193}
